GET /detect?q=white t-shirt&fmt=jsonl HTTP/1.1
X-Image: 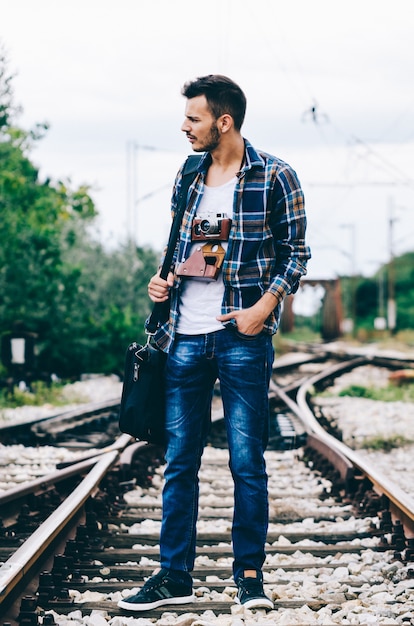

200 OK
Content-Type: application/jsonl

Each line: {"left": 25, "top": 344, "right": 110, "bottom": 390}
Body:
{"left": 176, "top": 177, "right": 236, "bottom": 335}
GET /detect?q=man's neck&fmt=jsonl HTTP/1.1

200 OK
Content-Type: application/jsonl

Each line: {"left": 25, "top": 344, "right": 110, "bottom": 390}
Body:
{"left": 205, "top": 135, "right": 245, "bottom": 187}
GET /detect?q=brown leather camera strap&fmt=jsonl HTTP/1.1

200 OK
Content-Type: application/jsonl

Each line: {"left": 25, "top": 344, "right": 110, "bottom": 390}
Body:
{"left": 176, "top": 242, "right": 225, "bottom": 281}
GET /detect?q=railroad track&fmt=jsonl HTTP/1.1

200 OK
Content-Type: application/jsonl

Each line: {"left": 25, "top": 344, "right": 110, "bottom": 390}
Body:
{"left": 1, "top": 347, "right": 414, "bottom": 625}
{"left": 0, "top": 398, "right": 121, "bottom": 447}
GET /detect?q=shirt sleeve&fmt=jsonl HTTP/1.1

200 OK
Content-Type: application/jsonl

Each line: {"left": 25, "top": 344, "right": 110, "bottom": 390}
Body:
{"left": 266, "top": 163, "right": 311, "bottom": 302}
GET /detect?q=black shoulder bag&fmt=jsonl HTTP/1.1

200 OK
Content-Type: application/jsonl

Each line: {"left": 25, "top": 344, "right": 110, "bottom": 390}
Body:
{"left": 118, "top": 155, "right": 201, "bottom": 444}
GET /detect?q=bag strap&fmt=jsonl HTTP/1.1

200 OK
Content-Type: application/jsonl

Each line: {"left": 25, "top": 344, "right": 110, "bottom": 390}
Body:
{"left": 158, "top": 155, "right": 201, "bottom": 281}
{"left": 146, "top": 154, "right": 202, "bottom": 334}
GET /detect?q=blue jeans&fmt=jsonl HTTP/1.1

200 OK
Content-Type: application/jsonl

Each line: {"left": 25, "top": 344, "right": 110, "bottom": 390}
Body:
{"left": 160, "top": 327, "right": 274, "bottom": 582}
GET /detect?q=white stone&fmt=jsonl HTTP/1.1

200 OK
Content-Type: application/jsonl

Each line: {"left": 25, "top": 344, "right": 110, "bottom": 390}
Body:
{"left": 332, "top": 566, "right": 349, "bottom": 579}
{"left": 86, "top": 611, "right": 110, "bottom": 626}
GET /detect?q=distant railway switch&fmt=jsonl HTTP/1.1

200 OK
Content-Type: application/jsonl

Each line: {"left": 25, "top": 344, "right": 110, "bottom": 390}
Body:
{"left": 1, "top": 329, "right": 37, "bottom": 387}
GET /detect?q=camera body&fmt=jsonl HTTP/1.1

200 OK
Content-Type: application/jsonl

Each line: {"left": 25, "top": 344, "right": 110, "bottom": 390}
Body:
{"left": 192, "top": 213, "right": 232, "bottom": 241}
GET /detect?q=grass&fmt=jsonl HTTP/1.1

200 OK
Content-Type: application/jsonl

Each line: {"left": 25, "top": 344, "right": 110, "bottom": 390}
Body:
{"left": 274, "top": 328, "right": 322, "bottom": 354}
{"left": 358, "top": 435, "right": 413, "bottom": 452}
{"left": 0, "top": 381, "right": 87, "bottom": 409}
{"left": 338, "top": 383, "right": 414, "bottom": 403}
{"left": 276, "top": 327, "right": 414, "bottom": 353}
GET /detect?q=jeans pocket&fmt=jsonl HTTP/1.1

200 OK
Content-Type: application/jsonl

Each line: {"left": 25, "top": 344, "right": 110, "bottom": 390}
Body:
{"left": 235, "top": 329, "right": 263, "bottom": 341}
{"left": 223, "top": 320, "right": 264, "bottom": 341}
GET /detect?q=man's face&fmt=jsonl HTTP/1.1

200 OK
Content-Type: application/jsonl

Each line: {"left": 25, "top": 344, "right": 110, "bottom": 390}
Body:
{"left": 181, "top": 95, "right": 221, "bottom": 152}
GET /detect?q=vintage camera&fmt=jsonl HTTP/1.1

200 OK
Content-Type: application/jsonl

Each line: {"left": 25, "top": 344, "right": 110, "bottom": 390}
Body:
{"left": 192, "top": 213, "right": 232, "bottom": 241}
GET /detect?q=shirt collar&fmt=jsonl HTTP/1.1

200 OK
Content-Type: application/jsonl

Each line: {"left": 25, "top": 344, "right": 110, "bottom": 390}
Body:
{"left": 243, "top": 139, "right": 265, "bottom": 170}
{"left": 195, "top": 138, "right": 265, "bottom": 175}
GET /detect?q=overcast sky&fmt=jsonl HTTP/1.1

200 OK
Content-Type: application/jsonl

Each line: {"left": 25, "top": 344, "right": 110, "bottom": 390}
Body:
{"left": 2, "top": 0, "right": 414, "bottom": 289}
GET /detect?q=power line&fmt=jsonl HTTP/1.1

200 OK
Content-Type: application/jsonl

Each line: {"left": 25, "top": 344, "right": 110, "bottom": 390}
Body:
{"left": 349, "top": 135, "right": 414, "bottom": 188}
{"left": 301, "top": 101, "right": 414, "bottom": 188}
{"left": 308, "top": 181, "right": 413, "bottom": 188}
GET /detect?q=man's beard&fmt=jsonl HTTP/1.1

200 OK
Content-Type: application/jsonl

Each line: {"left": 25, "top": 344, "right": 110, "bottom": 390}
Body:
{"left": 193, "top": 122, "right": 220, "bottom": 152}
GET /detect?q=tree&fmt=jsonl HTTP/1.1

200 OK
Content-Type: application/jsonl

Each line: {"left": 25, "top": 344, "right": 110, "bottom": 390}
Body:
{"left": 0, "top": 47, "right": 159, "bottom": 379}
{"left": 0, "top": 46, "right": 18, "bottom": 131}
{"left": 350, "top": 251, "right": 414, "bottom": 333}
{"left": 38, "top": 230, "right": 159, "bottom": 377}
{"left": 390, "top": 252, "right": 414, "bottom": 330}
{"left": 0, "top": 49, "right": 95, "bottom": 375}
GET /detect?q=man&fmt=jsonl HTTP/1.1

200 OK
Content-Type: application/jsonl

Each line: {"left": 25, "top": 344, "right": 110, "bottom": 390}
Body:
{"left": 118, "top": 75, "right": 311, "bottom": 612}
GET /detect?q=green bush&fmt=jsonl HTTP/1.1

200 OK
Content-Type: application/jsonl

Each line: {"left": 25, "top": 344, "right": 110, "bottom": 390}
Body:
{"left": 338, "top": 384, "right": 414, "bottom": 403}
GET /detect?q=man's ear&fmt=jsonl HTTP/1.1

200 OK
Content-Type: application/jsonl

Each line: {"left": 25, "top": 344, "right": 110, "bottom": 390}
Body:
{"left": 219, "top": 114, "right": 233, "bottom": 133}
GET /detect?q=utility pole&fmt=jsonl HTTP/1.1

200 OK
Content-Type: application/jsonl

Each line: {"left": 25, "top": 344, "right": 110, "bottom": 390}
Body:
{"left": 340, "top": 223, "right": 357, "bottom": 335}
{"left": 387, "top": 197, "right": 397, "bottom": 333}
{"left": 126, "top": 141, "right": 157, "bottom": 246}
{"left": 125, "top": 140, "right": 136, "bottom": 244}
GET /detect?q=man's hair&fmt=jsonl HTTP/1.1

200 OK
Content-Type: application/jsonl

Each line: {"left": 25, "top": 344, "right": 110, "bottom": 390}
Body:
{"left": 181, "top": 75, "right": 246, "bottom": 131}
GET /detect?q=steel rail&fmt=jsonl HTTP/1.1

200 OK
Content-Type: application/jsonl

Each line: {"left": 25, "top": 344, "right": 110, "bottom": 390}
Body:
{"left": 0, "top": 397, "right": 121, "bottom": 438}
{"left": 269, "top": 378, "right": 355, "bottom": 488}
{"left": 1, "top": 350, "right": 412, "bottom": 612}
{"left": 30, "top": 398, "right": 121, "bottom": 439}
{"left": 293, "top": 358, "right": 414, "bottom": 537}
{"left": 0, "top": 433, "right": 132, "bottom": 506}
{"left": 55, "top": 432, "right": 133, "bottom": 468}
{"left": 0, "top": 450, "right": 119, "bottom": 607}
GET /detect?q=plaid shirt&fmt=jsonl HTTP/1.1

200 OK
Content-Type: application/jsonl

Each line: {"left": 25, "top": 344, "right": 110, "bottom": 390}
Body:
{"left": 154, "top": 139, "right": 311, "bottom": 352}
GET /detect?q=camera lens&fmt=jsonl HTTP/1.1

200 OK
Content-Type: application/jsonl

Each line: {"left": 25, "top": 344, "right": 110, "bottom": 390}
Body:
{"left": 200, "top": 219, "right": 211, "bottom": 233}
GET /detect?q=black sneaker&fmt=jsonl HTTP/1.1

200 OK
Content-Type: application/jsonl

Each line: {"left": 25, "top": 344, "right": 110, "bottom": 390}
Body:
{"left": 117, "top": 569, "right": 194, "bottom": 611}
{"left": 235, "top": 575, "right": 274, "bottom": 610}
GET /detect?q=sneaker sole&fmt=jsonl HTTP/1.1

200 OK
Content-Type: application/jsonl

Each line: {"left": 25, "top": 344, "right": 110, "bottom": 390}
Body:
{"left": 118, "top": 594, "right": 195, "bottom": 611}
{"left": 235, "top": 597, "right": 274, "bottom": 610}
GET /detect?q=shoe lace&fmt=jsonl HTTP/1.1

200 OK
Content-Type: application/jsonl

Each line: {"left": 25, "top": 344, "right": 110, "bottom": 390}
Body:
{"left": 142, "top": 569, "right": 169, "bottom": 591}
{"left": 239, "top": 577, "right": 264, "bottom": 596}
